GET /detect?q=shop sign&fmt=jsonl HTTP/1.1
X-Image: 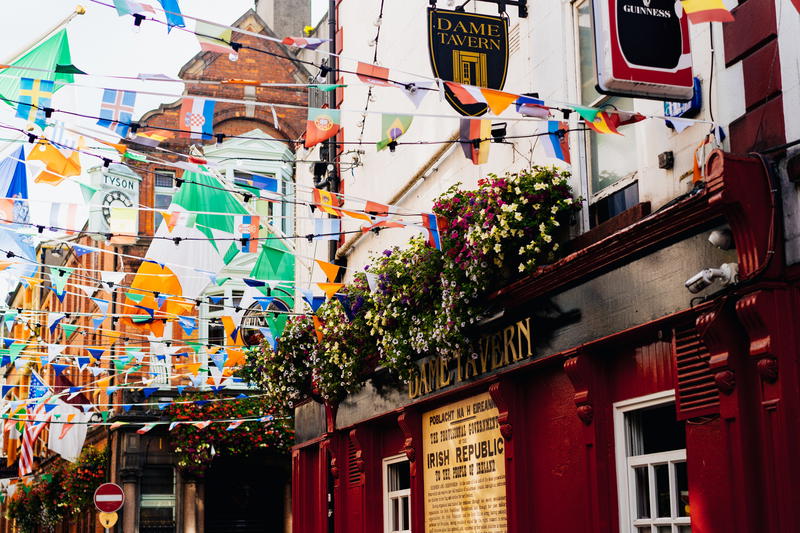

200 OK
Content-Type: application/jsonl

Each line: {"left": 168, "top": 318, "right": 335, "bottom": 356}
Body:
{"left": 593, "top": 0, "right": 694, "bottom": 100}
{"left": 408, "top": 317, "right": 533, "bottom": 400}
{"left": 428, "top": 8, "right": 509, "bottom": 116}
{"left": 423, "top": 392, "right": 507, "bottom": 532}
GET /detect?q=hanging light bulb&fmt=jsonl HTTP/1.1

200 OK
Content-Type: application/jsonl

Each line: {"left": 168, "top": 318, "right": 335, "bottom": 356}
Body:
{"left": 228, "top": 52, "right": 239, "bottom": 62}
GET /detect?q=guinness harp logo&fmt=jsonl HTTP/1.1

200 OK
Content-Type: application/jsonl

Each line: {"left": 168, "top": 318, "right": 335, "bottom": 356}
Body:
{"left": 428, "top": 8, "right": 509, "bottom": 117}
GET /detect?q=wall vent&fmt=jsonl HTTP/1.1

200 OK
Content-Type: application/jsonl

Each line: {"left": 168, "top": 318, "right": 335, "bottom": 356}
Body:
{"left": 673, "top": 322, "right": 720, "bottom": 420}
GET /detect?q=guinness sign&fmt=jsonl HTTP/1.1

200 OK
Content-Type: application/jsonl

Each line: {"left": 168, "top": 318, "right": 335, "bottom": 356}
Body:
{"left": 428, "top": 8, "right": 509, "bottom": 116}
{"left": 593, "top": 0, "right": 694, "bottom": 100}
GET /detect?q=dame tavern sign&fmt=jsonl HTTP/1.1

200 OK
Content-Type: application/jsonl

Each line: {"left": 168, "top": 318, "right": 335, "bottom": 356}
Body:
{"left": 409, "top": 317, "right": 533, "bottom": 399}
{"left": 428, "top": 8, "right": 509, "bottom": 116}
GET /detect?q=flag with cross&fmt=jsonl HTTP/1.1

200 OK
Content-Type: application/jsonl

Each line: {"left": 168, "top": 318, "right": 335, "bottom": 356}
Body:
{"left": 16, "top": 78, "right": 54, "bottom": 129}
{"left": 97, "top": 89, "right": 137, "bottom": 137}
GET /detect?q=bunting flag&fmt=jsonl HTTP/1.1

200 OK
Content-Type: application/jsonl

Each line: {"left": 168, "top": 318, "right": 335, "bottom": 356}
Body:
{"left": 137, "top": 423, "right": 157, "bottom": 434}
{"left": 233, "top": 215, "right": 260, "bottom": 253}
{"left": 301, "top": 290, "right": 325, "bottom": 312}
{"left": 233, "top": 174, "right": 279, "bottom": 196}
{"left": 109, "top": 207, "right": 138, "bottom": 238}
{"left": 459, "top": 119, "right": 492, "bottom": 165}
{"left": 179, "top": 98, "right": 215, "bottom": 140}
{"left": 421, "top": 213, "right": 441, "bottom": 250}
{"left": 281, "top": 36, "right": 328, "bottom": 50}
{"left": 680, "top": 0, "right": 734, "bottom": 23}
{"left": 19, "top": 404, "right": 48, "bottom": 477}
{"left": 196, "top": 21, "right": 235, "bottom": 54}
{"left": 113, "top": 0, "right": 156, "bottom": 16}
{"left": 401, "top": 81, "right": 434, "bottom": 108}
{"left": 225, "top": 420, "right": 243, "bottom": 431}
{"left": 27, "top": 138, "right": 83, "bottom": 186}
{"left": 0, "top": 146, "right": 29, "bottom": 225}
{"left": 316, "top": 259, "right": 341, "bottom": 283}
{"left": 445, "top": 82, "right": 487, "bottom": 106}
{"left": 304, "top": 108, "right": 341, "bottom": 148}
{"left": 47, "top": 313, "right": 65, "bottom": 334}
{"left": 16, "top": 78, "right": 54, "bottom": 128}
{"left": 97, "top": 89, "right": 136, "bottom": 137}
{"left": 480, "top": 89, "right": 519, "bottom": 116}
{"left": 313, "top": 217, "right": 341, "bottom": 241}
{"left": 318, "top": 282, "right": 344, "bottom": 300}
{"left": 157, "top": 0, "right": 185, "bottom": 31}
{"left": 312, "top": 188, "right": 342, "bottom": 216}
{"left": 130, "top": 129, "right": 170, "bottom": 147}
{"left": 543, "top": 121, "right": 571, "bottom": 164}
{"left": 49, "top": 202, "right": 80, "bottom": 233}
{"left": 192, "top": 421, "right": 211, "bottom": 430}
{"left": 376, "top": 114, "right": 414, "bottom": 151}
{"left": 356, "top": 62, "right": 394, "bottom": 86}
{"left": 515, "top": 95, "right": 551, "bottom": 118}
{"left": 312, "top": 315, "right": 324, "bottom": 343}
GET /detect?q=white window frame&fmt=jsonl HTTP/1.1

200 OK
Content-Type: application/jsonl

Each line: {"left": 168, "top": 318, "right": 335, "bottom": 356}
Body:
{"left": 199, "top": 286, "right": 248, "bottom": 390}
{"left": 383, "top": 454, "right": 411, "bottom": 533}
{"left": 139, "top": 465, "right": 177, "bottom": 527}
{"left": 571, "top": 0, "right": 641, "bottom": 209}
{"left": 614, "top": 390, "right": 690, "bottom": 533}
{"left": 153, "top": 170, "right": 178, "bottom": 229}
{"left": 150, "top": 321, "right": 173, "bottom": 388}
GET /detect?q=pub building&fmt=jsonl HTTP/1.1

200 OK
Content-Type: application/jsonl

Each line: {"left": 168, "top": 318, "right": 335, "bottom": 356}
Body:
{"left": 291, "top": 151, "right": 799, "bottom": 533}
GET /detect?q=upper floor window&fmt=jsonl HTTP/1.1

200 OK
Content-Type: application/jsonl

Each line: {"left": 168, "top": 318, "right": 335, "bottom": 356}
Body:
{"left": 383, "top": 455, "right": 411, "bottom": 533}
{"left": 614, "top": 392, "right": 690, "bottom": 533}
{"left": 574, "top": 0, "right": 644, "bottom": 226}
{"left": 153, "top": 170, "right": 177, "bottom": 229}
{"left": 140, "top": 465, "right": 176, "bottom": 533}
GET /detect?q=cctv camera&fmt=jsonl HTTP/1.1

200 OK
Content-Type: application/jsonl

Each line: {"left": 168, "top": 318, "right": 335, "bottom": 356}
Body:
{"left": 685, "top": 263, "right": 739, "bottom": 294}
{"left": 708, "top": 229, "right": 734, "bottom": 250}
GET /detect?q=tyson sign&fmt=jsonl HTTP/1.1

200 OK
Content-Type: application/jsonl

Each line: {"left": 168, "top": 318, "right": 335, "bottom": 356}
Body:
{"left": 593, "top": 0, "right": 694, "bottom": 100}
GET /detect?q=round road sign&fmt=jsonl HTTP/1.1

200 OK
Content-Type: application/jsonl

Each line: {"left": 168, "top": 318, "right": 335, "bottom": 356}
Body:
{"left": 94, "top": 483, "right": 125, "bottom": 513}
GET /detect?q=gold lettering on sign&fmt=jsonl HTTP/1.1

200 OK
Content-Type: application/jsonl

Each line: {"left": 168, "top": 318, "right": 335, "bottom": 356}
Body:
{"left": 408, "top": 318, "right": 534, "bottom": 399}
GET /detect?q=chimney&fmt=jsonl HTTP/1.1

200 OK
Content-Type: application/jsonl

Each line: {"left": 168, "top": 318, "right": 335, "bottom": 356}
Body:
{"left": 255, "top": 0, "right": 310, "bottom": 38}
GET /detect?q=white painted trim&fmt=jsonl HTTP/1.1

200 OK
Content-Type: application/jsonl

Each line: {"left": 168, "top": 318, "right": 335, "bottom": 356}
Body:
{"left": 383, "top": 454, "right": 412, "bottom": 533}
{"left": 613, "top": 390, "right": 676, "bottom": 533}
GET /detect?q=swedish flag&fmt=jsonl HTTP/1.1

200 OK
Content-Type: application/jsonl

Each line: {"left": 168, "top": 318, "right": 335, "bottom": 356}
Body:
{"left": 16, "top": 78, "right": 54, "bottom": 129}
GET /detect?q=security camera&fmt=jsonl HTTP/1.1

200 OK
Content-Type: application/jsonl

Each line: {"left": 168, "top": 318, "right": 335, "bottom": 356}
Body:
{"left": 708, "top": 229, "right": 734, "bottom": 250}
{"left": 685, "top": 263, "right": 739, "bottom": 294}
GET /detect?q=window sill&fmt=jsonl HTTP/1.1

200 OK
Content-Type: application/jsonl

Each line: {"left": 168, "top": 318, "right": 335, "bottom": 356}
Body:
{"left": 567, "top": 201, "right": 651, "bottom": 253}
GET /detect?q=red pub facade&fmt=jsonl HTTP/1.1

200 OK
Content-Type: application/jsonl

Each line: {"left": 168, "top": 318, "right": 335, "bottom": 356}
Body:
{"left": 290, "top": 0, "right": 800, "bottom": 531}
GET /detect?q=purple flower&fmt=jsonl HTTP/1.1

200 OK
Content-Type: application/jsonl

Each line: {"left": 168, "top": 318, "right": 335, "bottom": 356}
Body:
{"left": 383, "top": 249, "right": 393, "bottom": 257}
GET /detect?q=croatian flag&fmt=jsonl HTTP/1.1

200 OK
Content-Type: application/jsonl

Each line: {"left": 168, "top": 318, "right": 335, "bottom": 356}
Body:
{"left": 543, "top": 121, "right": 570, "bottom": 165}
{"left": 234, "top": 215, "right": 260, "bottom": 253}
{"left": 97, "top": 89, "right": 136, "bottom": 137}
{"left": 179, "top": 98, "right": 215, "bottom": 140}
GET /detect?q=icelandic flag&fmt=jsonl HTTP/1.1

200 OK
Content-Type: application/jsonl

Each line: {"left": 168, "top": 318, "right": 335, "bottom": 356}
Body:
{"left": 421, "top": 213, "right": 441, "bottom": 250}
{"left": 179, "top": 97, "right": 215, "bottom": 140}
{"left": 234, "top": 215, "right": 260, "bottom": 253}
{"left": 97, "top": 89, "right": 136, "bottom": 137}
{"left": 543, "top": 121, "right": 571, "bottom": 164}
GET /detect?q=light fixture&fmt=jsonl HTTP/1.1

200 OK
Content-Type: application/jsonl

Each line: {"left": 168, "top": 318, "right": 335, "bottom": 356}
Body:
{"left": 708, "top": 229, "right": 734, "bottom": 250}
{"left": 491, "top": 122, "right": 508, "bottom": 143}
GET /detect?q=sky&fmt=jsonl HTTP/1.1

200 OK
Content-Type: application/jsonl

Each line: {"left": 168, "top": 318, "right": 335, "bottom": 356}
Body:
{"left": 0, "top": 0, "right": 326, "bottom": 297}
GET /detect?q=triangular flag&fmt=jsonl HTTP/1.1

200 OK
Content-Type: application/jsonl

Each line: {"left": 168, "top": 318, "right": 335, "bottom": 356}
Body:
{"left": 315, "top": 259, "right": 340, "bottom": 283}
{"left": 402, "top": 81, "right": 434, "bottom": 108}
{"left": 61, "top": 323, "right": 79, "bottom": 338}
{"left": 312, "top": 316, "right": 324, "bottom": 343}
{"left": 226, "top": 420, "right": 243, "bottom": 431}
{"left": 137, "top": 423, "right": 157, "bottom": 434}
{"left": 480, "top": 88, "right": 518, "bottom": 116}
{"left": 318, "top": 282, "right": 344, "bottom": 300}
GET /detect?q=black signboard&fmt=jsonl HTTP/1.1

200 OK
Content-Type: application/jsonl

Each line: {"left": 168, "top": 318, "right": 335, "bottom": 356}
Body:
{"left": 428, "top": 8, "right": 509, "bottom": 116}
{"left": 617, "top": 0, "right": 683, "bottom": 69}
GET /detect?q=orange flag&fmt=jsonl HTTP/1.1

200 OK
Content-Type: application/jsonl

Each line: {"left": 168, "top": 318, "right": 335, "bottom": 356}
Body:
{"left": 318, "top": 282, "right": 344, "bottom": 300}
{"left": 312, "top": 188, "right": 342, "bottom": 216}
{"left": 480, "top": 88, "right": 518, "bottom": 116}
{"left": 312, "top": 316, "right": 324, "bottom": 343}
{"left": 315, "top": 259, "right": 340, "bottom": 283}
{"left": 27, "top": 138, "right": 83, "bottom": 185}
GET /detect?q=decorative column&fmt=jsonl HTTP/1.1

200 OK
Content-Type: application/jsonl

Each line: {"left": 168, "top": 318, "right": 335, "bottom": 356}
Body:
{"left": 183, "top": 477, "right": 198, "bottom": 533}
{"left": 119, "top": 468, "right": 139, "bottom": 533}
{"left": 563, "top": 348, "right": 613, "bottom": 532}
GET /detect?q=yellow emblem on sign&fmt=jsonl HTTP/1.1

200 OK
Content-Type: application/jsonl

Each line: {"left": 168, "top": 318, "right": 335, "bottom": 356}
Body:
{"left": 98, "top": 511, "right": 118, "bottom": 528}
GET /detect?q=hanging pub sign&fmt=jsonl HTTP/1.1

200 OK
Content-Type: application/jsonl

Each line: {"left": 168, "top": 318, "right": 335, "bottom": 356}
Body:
{"left": 428, "top": 8, "right": 509, "bottom": 116}
{"left": 592, "top": 0, "right": 694, "bottom": 100}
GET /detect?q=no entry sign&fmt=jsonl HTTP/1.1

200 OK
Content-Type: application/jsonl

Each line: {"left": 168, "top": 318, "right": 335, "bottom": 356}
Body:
{"left": 94, "top": 483, "right": 125, "bottom": 513}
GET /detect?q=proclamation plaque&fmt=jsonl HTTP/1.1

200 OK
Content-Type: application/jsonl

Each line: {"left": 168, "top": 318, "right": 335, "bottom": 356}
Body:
{"left": 423, "top": 392, "right": 507, "bottom": 532}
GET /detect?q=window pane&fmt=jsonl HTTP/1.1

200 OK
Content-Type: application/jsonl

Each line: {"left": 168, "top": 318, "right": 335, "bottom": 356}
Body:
{"left": 154, "top": 193, "right": 173, "bottom": 210}
{"left": 626, "top": 403, "right": 686, "bottom": 456}
{"left": 590, "top": 97, "right": 641, "bottom": 194}
{"left": 155, "top": 173, "right": 174, "bottom": 188}
{"left": 141, "top": 466, "right": 174, "bottom": 495}
{"left": 209, "top": 323, "right": 225, "bottom": 346}
{"left": 389, "top": 461, "right": 410, "bottom": 491}
{"left": 656, "top": 527, "right": 672, "bottom": 533}
{"left": 392, "top": 498, "right": 399, "bottom": 530}
{"left": 402, "top": 496, "right": 409, "bottom": 529}
{"left": 576, "top": 1, "right": 600, "bottom": 105}
{"left": 675, "top": 461, "right": 689, "bottom": 517}
{"left": 678, "top": 526, "right": 692, "bottom": 533}
{"left": 634, "top": 466, "right": 651, "bottom": 519}
{"left": 654, "top": 463, "right": 671, "bottom": 518}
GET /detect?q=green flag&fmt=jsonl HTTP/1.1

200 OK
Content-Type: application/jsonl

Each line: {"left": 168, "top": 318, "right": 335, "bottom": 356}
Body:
{"left": 376, "top": 114, "right": 414, "bottom": 151}
{"left": 60, "top": 323, "right": 79, "bottom": 338}
{"left": 0, "top": 28, "right": 75, "bottom": 107}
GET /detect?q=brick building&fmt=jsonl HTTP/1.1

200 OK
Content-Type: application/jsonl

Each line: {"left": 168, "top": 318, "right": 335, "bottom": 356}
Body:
{"left": 0, "top": 5, "right": 310, "bottom": 533}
